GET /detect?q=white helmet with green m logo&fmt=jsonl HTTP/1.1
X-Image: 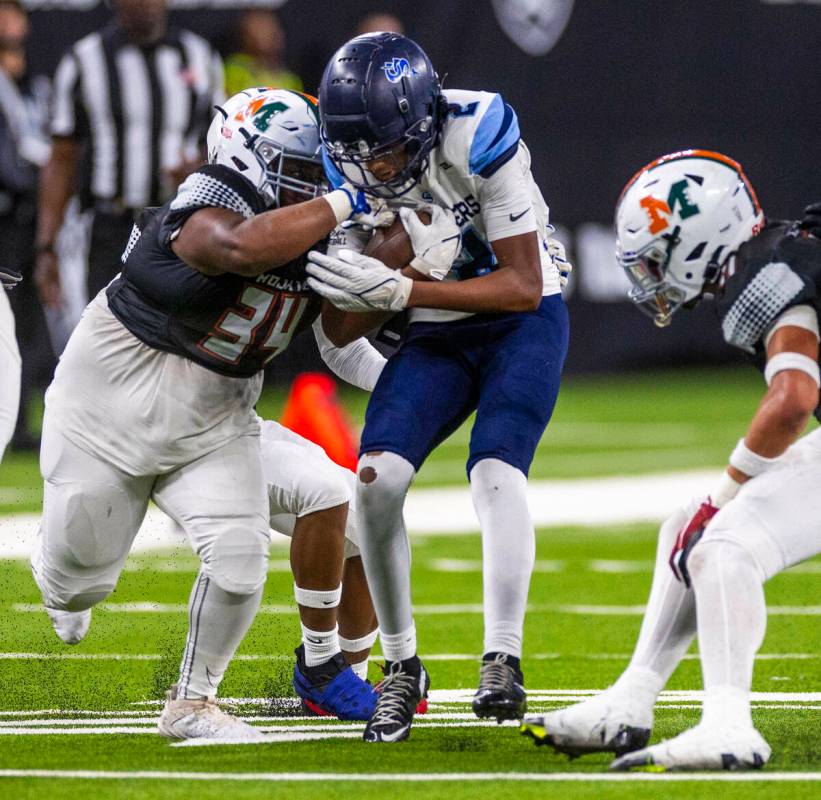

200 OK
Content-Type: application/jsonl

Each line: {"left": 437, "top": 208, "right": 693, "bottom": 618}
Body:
{"left": 206, "top": 87, "right": 325, "bottom": 207}
{"left": 615, "top": 149, "right": 764, "bottom": 327}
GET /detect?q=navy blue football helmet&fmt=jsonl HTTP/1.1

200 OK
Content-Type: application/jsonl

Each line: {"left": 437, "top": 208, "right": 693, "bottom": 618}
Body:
{"left": 319, "top": 33, "right": 446, "bottom": 199}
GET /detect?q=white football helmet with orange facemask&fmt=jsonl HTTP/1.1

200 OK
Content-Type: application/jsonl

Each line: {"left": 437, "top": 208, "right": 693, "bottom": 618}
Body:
{"left": 615, "top": 150, "right": 764, "bottom": 327}
{"left": 206, "top": 87, "right": 326, "bottom": 208}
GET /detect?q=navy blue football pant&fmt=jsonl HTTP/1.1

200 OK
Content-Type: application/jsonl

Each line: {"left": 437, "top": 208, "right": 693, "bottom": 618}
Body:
{"left": 360, "top": 294, "right": 569, "bottom": 476}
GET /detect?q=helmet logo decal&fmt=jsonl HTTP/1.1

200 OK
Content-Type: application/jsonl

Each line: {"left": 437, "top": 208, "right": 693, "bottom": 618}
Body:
{"left": 640, "top": 179, "right": 701, "bottom": 234}
{"left": 381, "top": 57, "right": 419, "bottom": 83}
{"left": 252, "top": 101, "right": 290, "bottom": 133}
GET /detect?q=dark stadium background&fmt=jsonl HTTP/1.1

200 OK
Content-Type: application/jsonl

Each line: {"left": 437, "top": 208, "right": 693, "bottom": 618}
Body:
{"left": 22, "top": 0, "right": 821, "bottom": 377}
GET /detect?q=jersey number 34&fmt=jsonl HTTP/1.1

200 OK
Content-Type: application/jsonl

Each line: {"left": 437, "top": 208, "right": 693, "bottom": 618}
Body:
{"left": 199, "top": 286, "right": 309, "bottom": 366}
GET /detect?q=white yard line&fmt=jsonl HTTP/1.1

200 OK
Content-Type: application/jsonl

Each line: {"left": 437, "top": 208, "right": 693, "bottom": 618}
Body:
{"left": 1, "top": 651, "right": 818, "bottom": 663}
{"left": 1, "top": 769, "right": 821, "bottom": 782}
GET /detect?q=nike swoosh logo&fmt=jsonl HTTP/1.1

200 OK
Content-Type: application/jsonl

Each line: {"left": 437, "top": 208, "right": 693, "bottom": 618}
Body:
{"left": 376, "top": 724, "right": 410, "bottom": 742}
{"left": 509, "top": 209, "right": 530, "bottom": 222}
{"left": 307, "top": 637, "right": 324, "bottom": 645}
{"left": 322, "top": 600, "right": 335, "bottom": 605}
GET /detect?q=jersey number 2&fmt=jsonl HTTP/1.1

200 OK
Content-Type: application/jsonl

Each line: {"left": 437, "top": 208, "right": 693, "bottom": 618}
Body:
{"left": 200, "top": 286, "right": 308, "bottom": 365}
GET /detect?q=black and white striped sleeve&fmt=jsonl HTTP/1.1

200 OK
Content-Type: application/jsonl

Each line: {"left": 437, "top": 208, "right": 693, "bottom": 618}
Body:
{"left": 159, "top": 164, "right": 263, "bottom": 246}
{"left": 50, "top": 50, "right": 83, "bottom": 138}
{"left": 209, "top": 49, "right": 225, "bottom": 111}
{"left": 721, "top": 261, "right": 814, "bottom": 352}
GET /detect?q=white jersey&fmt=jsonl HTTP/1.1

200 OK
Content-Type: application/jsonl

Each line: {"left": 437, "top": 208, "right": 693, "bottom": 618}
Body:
{"left": 45, "top": 292, "right": 261, "bottom": 476}
{"left": 394, "top": 89, "right": 561, "bottom": 323}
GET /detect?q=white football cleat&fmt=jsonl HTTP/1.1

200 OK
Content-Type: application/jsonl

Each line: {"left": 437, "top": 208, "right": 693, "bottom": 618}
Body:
{"left": 158, "top": 685, "right": 267, "bottom": 742}
{"left": 46, "top": 607, "right": 91, "bottom": 645}
{"left": 520, "top": 689, "right": 652, "bottom": 757}
{"left": 610, "top": 722, "right": 771, "bottom": 771}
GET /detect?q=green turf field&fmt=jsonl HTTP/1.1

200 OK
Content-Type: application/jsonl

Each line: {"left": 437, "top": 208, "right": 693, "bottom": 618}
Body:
{"left": 1, "top": 367, "right": 819, "bottom": 797}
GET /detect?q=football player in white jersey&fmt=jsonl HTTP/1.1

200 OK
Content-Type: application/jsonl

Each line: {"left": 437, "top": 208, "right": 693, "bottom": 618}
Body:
{"left": 0, "top": 266, "right": 22, "bottom": 462}
{"left": 31, "top": 87, "right": 392, "bottom": 740}
{"left": 522, "top": 151, "right": 821, "bottom": 771}
{"left": 306, "top": 33, "right": 571, "bottom": 742}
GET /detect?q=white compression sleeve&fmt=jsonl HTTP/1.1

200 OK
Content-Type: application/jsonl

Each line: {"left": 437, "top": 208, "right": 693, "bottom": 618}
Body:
{"left": 688, "top": 539, "right": 766, "bottom": 729}
{"left": 312, "top": 317, "right": 386, "bottom": 392}
{"left": 356, "top": 452, "right": 416, "bottom": 647}
{"left": 617, "top": 503, "right": 698, "bottom": 701}
{"left": 470, "top": 458, "right": 534, "bottom": 658}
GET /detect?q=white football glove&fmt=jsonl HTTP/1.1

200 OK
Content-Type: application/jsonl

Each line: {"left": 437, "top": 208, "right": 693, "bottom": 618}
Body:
{"left": 546, "top": 225, "right": 572, "bottom": 287}
{"left": 399, "top": 204, "right": 462, "bottom": 280}
{"left": 306, "top": 249, "right": 413, "bottom": 312}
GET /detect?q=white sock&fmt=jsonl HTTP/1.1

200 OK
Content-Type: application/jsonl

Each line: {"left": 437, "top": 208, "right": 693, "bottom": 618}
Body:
{"left": 380, "top": 624, "right": 417, "bottom": 663}
{"left": 624, "top": 506, "right": 698, "bottom": 691}
{"left": 470, "top": 459, "right": 534, "bottom": 658}
{"left": 356, "top": 452, "right": 416, "bottom": 640}
{"left": 690, "top": 539, "right": 765, "bottom": 729}
{"left": 350, "top": 659, "right": 369, "bottom": 681}
{"left": 302, "top": 624, "right": 340, "bottom": 667}
{"left": 178, "top": 571, "right": 262, "bottom": 699}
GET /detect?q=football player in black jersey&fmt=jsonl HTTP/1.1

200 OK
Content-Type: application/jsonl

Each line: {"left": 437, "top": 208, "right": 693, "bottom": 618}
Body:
{"left": 521, "top": 151, "right": 821, "bottom": 771}
{"left": 31, "top": 88, "right": 392, "bottom": 740}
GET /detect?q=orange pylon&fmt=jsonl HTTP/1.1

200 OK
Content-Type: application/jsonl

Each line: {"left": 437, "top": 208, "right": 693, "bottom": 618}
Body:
{"left": 280, "top": 373, "right": 359, "bottom": 470}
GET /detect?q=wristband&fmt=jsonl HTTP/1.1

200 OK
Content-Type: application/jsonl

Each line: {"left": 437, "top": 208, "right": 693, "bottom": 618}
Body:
{"left": 324, "top": 190, "right": 354, "bottom": 225}
{"left": 293, "top": 583, "right": 341, "bottom": 609}
{"left": 709, "top": 471, "right": 742, "bottom": 508}
{"left": 728, "top": 437, "right": 782, "bottom": 478}
{"left": 339, "top": 628, "right": 379, "bottom": 653}
{"left": 764, "top": 352, "right": 820, "bottom": 387}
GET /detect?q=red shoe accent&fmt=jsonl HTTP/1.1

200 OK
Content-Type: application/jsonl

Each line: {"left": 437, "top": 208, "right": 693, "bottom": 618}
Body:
{"left": 301, "top": 698, "right": 333, "bottom": 717}
{"left": 416, "top": 698, "right": 428, "bottom": 715}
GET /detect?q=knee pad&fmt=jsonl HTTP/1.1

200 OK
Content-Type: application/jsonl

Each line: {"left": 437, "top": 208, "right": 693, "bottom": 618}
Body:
{"left": 204, "top": 524, "right": 270, "bottom": 595}
{"left": 356, "top": 452, "right": 415, "bottom": 515}
{"left": 53, "top": 480, "right": 137, "bottom": 569}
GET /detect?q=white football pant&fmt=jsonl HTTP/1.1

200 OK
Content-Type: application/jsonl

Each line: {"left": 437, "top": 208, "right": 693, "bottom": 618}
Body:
{"left": 32, "top": 419, "right": 270, "bottom": 611}
{"left": 622, "top": 426, "right": 821, "bottom": 723}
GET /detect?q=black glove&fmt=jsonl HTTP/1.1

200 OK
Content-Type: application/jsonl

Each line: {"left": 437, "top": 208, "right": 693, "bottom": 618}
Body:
{"left": 0, "top": 266, "right": 22, "bottom": 290}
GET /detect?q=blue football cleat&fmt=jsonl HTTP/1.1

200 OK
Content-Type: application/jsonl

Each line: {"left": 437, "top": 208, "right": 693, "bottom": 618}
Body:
{"left": 292, "top": 645, "right": 378, "bottom": 721}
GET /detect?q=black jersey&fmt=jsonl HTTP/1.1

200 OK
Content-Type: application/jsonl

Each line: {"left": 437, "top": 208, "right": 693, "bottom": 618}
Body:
{"left": 715, "top": 206, "right": 821, "bottom": 417}
{"left": 106, "top": 164, "right": 322, "bottom": 378}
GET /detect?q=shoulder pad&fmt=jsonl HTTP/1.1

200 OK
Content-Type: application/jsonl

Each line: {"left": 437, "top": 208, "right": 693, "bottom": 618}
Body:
{"left": 439, "top": 90, "right": 520, "bottom": 177}
{"left": 169, "top": 164, "right": 264, "bottom": 220}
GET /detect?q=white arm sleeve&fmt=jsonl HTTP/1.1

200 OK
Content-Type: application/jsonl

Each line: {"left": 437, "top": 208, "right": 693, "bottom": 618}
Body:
{"left": 477, "top": 145, "right": 539, "bottom": 242}
{"left": 764, "top": 304, "right": 820, "bottom": 348}
{"left": 312, "top": 317, "right": 386, "bottom": 392}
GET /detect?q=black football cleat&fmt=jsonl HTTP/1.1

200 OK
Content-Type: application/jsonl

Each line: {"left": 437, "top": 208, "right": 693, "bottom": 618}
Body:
{"left": 362, "top": 656, "right": 429, "bottom": 743}
{"left": 472, "top": 651, "right": 526, "bottom": 723}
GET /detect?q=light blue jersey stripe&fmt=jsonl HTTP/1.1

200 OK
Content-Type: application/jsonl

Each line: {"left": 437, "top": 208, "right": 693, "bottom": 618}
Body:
{"left": 468, "top": 94, "right": 520, "bottom": 176}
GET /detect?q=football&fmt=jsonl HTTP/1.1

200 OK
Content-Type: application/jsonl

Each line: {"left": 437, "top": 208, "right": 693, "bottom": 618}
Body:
{"left": 363, "top": 209, "right": 431, "bottom": 269}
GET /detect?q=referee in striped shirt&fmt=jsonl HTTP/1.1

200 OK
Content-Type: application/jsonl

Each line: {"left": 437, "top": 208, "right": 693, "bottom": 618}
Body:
{"left": 35, "top": 0, "right": 223, "bottom": 309}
